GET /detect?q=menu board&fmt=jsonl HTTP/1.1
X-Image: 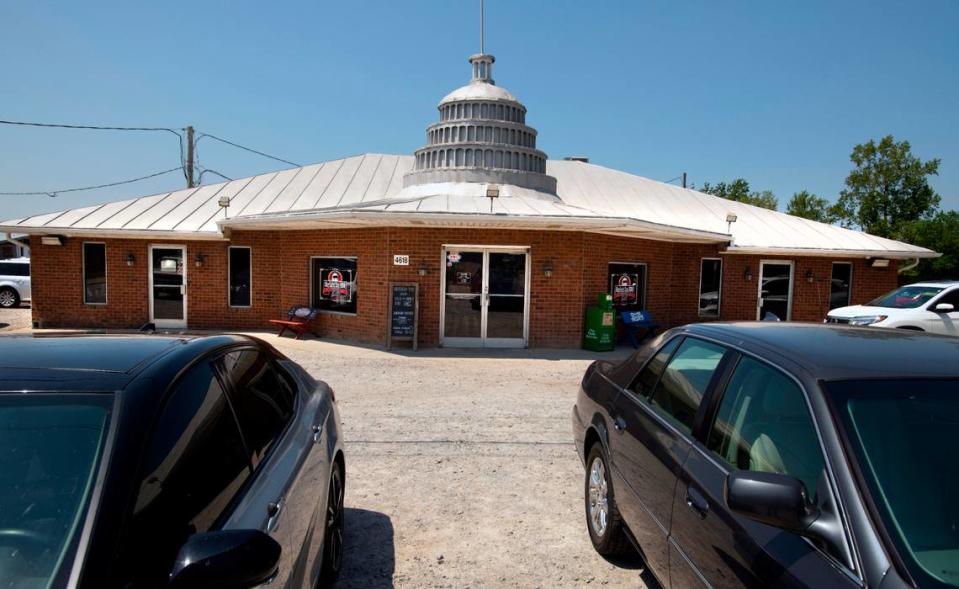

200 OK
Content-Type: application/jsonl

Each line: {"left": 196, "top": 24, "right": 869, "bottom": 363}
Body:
{"left": 388, "top": 283, "right": 418, "bottom": 350}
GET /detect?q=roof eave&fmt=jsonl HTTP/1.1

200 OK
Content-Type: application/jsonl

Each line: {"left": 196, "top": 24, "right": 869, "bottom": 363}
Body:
{"left": 0, "top": 225, "right": 227, "bottom": 241}
{"left": 722, "top": 246, "right": 940, "bottom": 260}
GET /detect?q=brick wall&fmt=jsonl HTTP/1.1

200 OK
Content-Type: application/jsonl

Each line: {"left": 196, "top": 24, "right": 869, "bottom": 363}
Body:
{"left": 29, "top": 231, "right": 900, "bottom": 348}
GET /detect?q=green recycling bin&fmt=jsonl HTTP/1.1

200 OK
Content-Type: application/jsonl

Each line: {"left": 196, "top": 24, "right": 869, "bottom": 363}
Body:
{"left": 583, "top": 293, "right": 616, "bottom": 352}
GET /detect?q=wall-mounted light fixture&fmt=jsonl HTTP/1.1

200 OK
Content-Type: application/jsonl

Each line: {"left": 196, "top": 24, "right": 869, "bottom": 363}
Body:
{"left": 543, "top": 261, "right": 554, "bottom": 278}
{"left": 743, "top": 266, "right": 752, "bottom": 281}
{"left": 195, "top": 253, "right": 205, "bottom": 268}
{"left": 805, "top": 269, "right": 815, "bottom": 283}
{"left": 870, "top": 258, "right": 890, "bottom": 268}
{"left": 418, "top": 261, "right": 429, "bottom": 276}
{"left": 126, "top": 253, "right": 136, "bottom": 267}
{"left": 40, "top": 235, "right": 64, "bottom": 246}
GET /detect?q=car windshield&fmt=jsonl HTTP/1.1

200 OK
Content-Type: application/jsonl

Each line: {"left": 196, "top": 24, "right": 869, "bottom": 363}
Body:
{"left": 827, "top": 380, "right": 959, "bottom": 588}
{"left": 867, "top": 286, "right": 944, "bottom": 309}
{"left": 0, "top": 394, "right": 112, "bottom": 587}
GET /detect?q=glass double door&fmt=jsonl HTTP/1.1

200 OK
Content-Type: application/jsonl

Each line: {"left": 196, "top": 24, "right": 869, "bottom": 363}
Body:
{"left": 149, "top": 245, "right": 187, "bottom": 329}
{"left": 441, "top": 248, "right": 529, "bottom": 348}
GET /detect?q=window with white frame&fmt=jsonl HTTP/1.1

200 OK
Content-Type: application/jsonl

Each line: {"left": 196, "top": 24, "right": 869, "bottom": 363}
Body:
{"left": 229, "top": 247, "right": 251, "bottom": 307}
{"left": 699, "top": 258, "right": 722, "bottom": 317}
{"left": 83, "top": 242, "right": 107, "bottom": 304}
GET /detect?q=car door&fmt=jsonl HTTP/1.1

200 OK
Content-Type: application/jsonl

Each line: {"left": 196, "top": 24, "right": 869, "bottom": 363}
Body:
{"left": 608, "top": 336, "right": 727, "bottom": 582}
{"left": 668, "top": 354, "right": 859, "bottom": 588}
{"left": 923, "top": 289, "right": 959, "bottom": 335}
{"left": 116, "top": 359, "right": 254, "bottom": 587}
{"left": 217, "top": 347, "right": 331, "bottom": 588}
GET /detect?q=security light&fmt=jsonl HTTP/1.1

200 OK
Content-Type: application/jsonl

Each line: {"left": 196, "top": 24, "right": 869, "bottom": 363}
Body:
{"left": 870, "top": 258, "right": 890, "bottom": 268}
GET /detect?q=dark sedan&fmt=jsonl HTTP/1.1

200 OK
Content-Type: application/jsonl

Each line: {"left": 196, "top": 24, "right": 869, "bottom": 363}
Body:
{"left": 0, "top": 334, "right": 345, "bottom": 588}
{"left": 572, "top": 322, "right": 959, "bottom": 588}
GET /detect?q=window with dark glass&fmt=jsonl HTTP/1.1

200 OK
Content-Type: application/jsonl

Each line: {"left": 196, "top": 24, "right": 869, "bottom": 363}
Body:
{"left": 629, "top": 336, "right": 681, "bottom": 398}
{"left": 608, "top": 262, "right": 647, "bottom": 310}
{"left": 0, "top": 262, "right": 29, "bottom": 276}
{"left": 83, "top": 242, "right": 106, "bottom": 304}
{"left": 221, "top": 349, "right": 296, "bottom": 467}
{"left": 830, "top": 262, "right": 852, "bottom": 310}
{"left": 311, "top": 257, "right": 357, "bottom": 314}
{"left": 228, "top": 246, "right": 251, "bottom": 307}
{"left": 699, "top": 259, "right": 722, "bottom": 317}
{"left": 707, "top": 356, "right": 825, "bottom": 497}
{"left": 126, "top": 361, "right": 250, "bottom": 585}
{"left": 648, "top": 338, "right": 726, "bottom": 434}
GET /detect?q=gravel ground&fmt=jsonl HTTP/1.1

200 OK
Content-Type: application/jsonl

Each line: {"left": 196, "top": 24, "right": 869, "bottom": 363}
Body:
{"left": 266, "top": 335, "right": 657, "bottom": 589}
{"left": 0, "top": 306, "right": 31, "bottom": 332}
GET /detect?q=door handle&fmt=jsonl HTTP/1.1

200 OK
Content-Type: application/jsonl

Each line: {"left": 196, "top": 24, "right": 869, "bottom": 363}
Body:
{"left": 312, "top": 423, "right": 323, "bottom": 443}
{"left": 266, "top": 500, "right": 283, "bottom": 531}
{"left": 613, "top": 416, "right": 627, "bottom": 432}
{"left": 685, "top": 487, "right": 709, "bottom": 519}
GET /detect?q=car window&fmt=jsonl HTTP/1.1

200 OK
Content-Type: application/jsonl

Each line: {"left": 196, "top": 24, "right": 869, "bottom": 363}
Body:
{"left": 930, "top": 288, "right": 959, "bottom": 309}
{"left": 648, "top": 338, "right": 726, "bottom": 434}
{"left": 222, "top": 349, "right": 296, "bottom": 467}
{"left": 0, "top": 262, "right": 29, "bottom": 277}
{"left": 126, "top": 361, "right": 251, "bottom": 585}
{"left": 707, "top": 356, "right": 825, "bottom": 497}
{"left": 629, "top": 336, "right": 681, "bottom": 398}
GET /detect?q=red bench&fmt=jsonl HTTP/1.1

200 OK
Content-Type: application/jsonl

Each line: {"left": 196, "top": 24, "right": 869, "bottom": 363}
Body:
{"left": 269, "top": 306, "right": 321, "bottom": 340}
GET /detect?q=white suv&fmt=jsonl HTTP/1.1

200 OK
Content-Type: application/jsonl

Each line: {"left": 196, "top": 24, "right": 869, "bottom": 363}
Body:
{"left": 826, "top": 281, "right": 959, "bottom": 335}
{"left": 0, "top": 257, "right": 31, "bottom": 308}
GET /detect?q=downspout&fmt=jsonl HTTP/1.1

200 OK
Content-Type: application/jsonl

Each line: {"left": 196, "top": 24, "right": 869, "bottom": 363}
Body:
{"left": 897, "top": 257, "right": 920, "bottom": 275}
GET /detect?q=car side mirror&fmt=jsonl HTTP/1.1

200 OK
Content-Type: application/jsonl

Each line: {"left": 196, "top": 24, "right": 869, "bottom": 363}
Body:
{"left": 934, "top": 303, "right": 955, "bottom": 313}
{"left": 168, "top": 530, "right": 281, "bottom": 589}
{"left": 724, "top": 470, "right": 818, "bottom": 533}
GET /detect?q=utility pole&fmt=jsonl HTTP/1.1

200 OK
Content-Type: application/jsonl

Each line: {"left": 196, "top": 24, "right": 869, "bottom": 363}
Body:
{"left": 682, "top": 172, "right": 687, "bottom": 189}
{"left": 185, "top": 125, "right": 195, "bottom": 188}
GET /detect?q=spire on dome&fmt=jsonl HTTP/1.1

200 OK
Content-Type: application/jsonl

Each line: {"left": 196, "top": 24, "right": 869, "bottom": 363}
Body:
{"left": 469, "top": 53, "right": 495, "bottom": 85}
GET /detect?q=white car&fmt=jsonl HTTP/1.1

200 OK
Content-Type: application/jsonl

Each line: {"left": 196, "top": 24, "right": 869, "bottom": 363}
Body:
{"left": 826, "top": 280, "right": 959, "bottom": 335}
{"left": 0, "top": 257, "right": 30, "bottom": 308}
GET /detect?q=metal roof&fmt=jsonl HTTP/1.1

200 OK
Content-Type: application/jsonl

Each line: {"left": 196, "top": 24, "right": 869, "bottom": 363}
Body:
{"left": 0, "top": 154, "right": 937, "bottom": 258}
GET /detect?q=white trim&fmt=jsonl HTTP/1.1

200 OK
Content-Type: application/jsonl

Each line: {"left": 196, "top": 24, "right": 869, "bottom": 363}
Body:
{"left": 439, "top": 246, "right": 530, "bottom": 348}
{"left": 830, "top": 261, "right": 853, "bottom": 309}
{"left": 228, "top": 246, "right": 252, "bottom": 308}
{"left": 309, "top": 255, "right": 358, "bottom": 316}
{"left": 757, "top": 259, "right": 794, "bottom": 321}
{"left": 722, "top": 247, "right": 936, "bottom": 260}
{"left": 82, "top": 241, "right": 107, "bottom": 306}
{"left": 148, "top": 244, "right": 188, "bottom": 329}
{"left": 698, "top": 257, "right": 722, "bottom": 318}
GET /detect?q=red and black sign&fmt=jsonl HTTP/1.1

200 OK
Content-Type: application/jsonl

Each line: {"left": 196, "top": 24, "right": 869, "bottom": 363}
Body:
{"left": 611, "top": 273, "right": 639, "bottom": 306}
{"left": 320, "top": 268, "right": 353, "bottom": 303}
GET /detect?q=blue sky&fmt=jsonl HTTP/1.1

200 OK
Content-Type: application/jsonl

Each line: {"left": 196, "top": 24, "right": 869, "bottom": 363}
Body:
{"left": 2, "top": 0, "right": 957, "bottom": 221}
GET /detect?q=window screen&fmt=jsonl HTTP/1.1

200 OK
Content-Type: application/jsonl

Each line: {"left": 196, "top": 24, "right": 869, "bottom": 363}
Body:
{"left": 311, "top": 257, "right": 357, "bottom": 314}
{"left": 608, "top": 262, "right": 647, "bottom": 310}
{"left": 228, "top": 247, "right": 251, "bottom": 307}
{"left": 699, "top": 259, "right": 722, "bottom": 317}
{"left": 83, "top": 243, "right": 106, "bottom": 304}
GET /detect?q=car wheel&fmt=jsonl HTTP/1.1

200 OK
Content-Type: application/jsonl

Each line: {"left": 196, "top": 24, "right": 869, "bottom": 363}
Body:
{"left": 0, "top": 288, "right": 19, "bottom": 309}
{"left": 585, "top": 443, "right": 633, "bottom": 558}
{"left": 317, "top": 462, "right": 345, "bottom": 586}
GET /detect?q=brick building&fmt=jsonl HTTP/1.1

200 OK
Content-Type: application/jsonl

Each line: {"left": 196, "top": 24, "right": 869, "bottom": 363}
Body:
{"left": 0, "top": 51, "right": 936, "bottom": 348}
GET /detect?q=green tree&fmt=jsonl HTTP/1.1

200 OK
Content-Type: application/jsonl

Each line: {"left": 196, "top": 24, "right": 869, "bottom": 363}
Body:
{"left": 699, "top": 178, "right": 778, "bottom": 210}
{"left": 830, "top": 135, "right": 941, "bottom": 238}
{"left": 786, "top": 190, "right": 834, "bottom": 223}
{"left": 898, "top": 211, "right": 959, "bottom": 280}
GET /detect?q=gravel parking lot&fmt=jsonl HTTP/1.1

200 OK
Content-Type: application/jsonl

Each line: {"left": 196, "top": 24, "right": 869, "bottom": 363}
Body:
{"left": 0, "top": 309, "right": 654, "bottom": 587}
{"left": 270, "top": 336, "right": 654, "bottom": 588}
{"left": 0, "top": 306, "right": 31, "bottom": 332}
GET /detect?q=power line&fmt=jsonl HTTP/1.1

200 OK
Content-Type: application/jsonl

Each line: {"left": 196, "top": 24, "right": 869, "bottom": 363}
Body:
{"left": 0, "top": 119, "right": 182, "bottom": 134}
{"left": 195, "top": 132, "right": 300, "bottom": 167}
{"left": 0, "top": 166, "right": 184, "bottom": 197}
{"left": 197, "top": 167, "right": 233, "bottom": 183}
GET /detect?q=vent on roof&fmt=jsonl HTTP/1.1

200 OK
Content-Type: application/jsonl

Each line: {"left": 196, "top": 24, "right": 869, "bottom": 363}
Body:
{"left": 564, "top": 156, "right": 589, "bottom": 163}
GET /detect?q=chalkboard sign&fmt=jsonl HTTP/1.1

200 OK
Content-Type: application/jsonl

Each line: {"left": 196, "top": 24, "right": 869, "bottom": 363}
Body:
{"left": 387, "top": 283, "right": 418, "bottom": 351}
